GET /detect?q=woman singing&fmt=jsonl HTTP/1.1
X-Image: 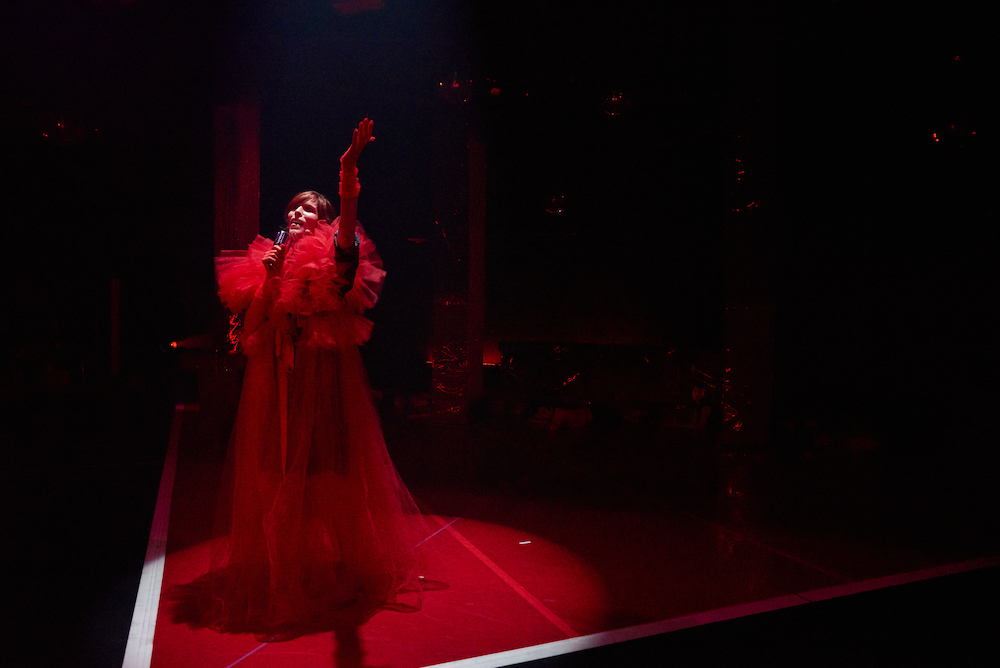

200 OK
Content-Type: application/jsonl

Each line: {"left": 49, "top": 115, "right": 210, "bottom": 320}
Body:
{"left": 174, "top": 120, "right": 431, "bottom": 662}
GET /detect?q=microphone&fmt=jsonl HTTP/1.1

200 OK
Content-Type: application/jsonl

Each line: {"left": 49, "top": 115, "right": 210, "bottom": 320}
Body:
{"left": 265, "top": 229, "right": 288, "bottom": 270}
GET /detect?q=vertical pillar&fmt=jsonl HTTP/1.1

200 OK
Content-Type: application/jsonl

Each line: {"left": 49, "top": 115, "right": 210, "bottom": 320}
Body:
{"left": 466, "top": 132, "right": 486, "bottom": 407}
{"left": 213, "top": 103, "right": 260, "bottom": 255}
{"left": 202, "top": 101, "right": 259, "bottom": 452}
{"left": 720, "top": 3, "right": 777, "bottom": 451}
{"left": 429, "top": 116, "right": 486, "bottom": 424}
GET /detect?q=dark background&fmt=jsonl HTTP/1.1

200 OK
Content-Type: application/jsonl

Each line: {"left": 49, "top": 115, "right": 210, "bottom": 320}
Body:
{"left": 2, "top": 0, "right": 992, "bottom": 441}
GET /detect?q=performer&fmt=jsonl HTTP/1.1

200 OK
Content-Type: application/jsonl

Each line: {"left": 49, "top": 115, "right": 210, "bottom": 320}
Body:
{"left": 173, "top": 120, "right": 431, "bottom": 657}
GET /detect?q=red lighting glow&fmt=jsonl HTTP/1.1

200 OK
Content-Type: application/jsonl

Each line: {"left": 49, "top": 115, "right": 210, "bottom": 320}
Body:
{"left": 483, "top": 340, "right": 501, "bottom": 367}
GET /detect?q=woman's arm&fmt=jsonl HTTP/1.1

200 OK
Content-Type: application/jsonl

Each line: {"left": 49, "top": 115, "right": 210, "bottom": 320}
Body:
{"left": 337, "top": 118, "right": 374, "bottom": 250}
{"left": 242, "top": 243, "right": 286, "bottom": 335}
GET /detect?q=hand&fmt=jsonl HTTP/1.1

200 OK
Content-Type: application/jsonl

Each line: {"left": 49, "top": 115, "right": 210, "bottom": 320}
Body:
{"left": 262, "top": 243, "right": 288, "bottom": 276}
{"left": 340, "top": 118, "right": 374, "bottom": 167}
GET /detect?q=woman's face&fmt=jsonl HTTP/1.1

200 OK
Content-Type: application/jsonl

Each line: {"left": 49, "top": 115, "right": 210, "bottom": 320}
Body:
{"left": 286, "top": 198, "right": 324, "bottom": 238}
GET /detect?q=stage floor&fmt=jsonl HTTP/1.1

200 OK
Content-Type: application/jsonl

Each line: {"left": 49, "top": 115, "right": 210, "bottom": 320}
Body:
{"left": 123, "top": 403, "right": 999, "bottom": 667}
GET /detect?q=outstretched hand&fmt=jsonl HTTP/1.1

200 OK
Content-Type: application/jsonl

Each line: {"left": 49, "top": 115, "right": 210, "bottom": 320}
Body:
{"left": 340, "top": 118, "right": 374, "bottom": 167}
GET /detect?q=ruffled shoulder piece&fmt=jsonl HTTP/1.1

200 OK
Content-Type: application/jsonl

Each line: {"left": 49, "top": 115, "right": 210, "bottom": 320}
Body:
{"left": 277, "top": 219, "right": 386, "bottom": 318}
{"left": 215, "top": 236, "right": 272, "bottom": 314}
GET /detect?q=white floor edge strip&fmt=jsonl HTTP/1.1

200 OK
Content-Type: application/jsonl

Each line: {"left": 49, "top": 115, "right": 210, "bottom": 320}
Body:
{"left": 118, "top": 409, "right": 1000, "bottom": 668}
{"left": 121, "top": 405, "right": 187, "bottom": 668}
{"left": 425, "top": 553, "right": 1000, "bottom": 668}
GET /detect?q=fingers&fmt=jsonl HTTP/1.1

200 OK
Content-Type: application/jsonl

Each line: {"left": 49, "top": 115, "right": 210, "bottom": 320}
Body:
{"left": 263, "top": 244, "right": 286, "bottom": 271}
{"left": 342, "top": 119, "right": 374, "bottom": 163}
{"left": 356, "top": 118, "right": 374, "bottom": 147}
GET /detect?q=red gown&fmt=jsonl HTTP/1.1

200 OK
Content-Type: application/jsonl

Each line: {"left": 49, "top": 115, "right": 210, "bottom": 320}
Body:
{"left": 176, "top": 219, "right": 428, "bottom": 636}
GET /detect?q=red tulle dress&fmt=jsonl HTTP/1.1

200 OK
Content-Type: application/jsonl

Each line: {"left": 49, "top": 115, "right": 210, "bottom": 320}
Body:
{"left": 174, "top": 219, "right": 429, "bottom": 636}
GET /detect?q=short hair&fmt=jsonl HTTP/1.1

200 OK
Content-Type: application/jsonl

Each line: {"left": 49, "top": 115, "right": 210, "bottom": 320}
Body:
{"left": 284, "top": 190, "right": 336, "bottom": 225}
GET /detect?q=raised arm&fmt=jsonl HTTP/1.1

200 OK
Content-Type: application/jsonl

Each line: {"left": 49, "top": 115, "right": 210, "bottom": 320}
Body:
{"left": 337, "top": 118, "right": 374, "bottom": 251}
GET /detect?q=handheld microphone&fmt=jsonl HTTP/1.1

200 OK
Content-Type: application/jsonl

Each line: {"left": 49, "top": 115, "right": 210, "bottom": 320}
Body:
{"left": 265, "top": 230, "right": 288, "bottom": 270}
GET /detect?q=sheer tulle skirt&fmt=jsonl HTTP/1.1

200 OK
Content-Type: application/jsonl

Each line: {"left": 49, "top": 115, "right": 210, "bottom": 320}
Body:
{"left": 170, "top": 340, "right": 428, "bottom": 636}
